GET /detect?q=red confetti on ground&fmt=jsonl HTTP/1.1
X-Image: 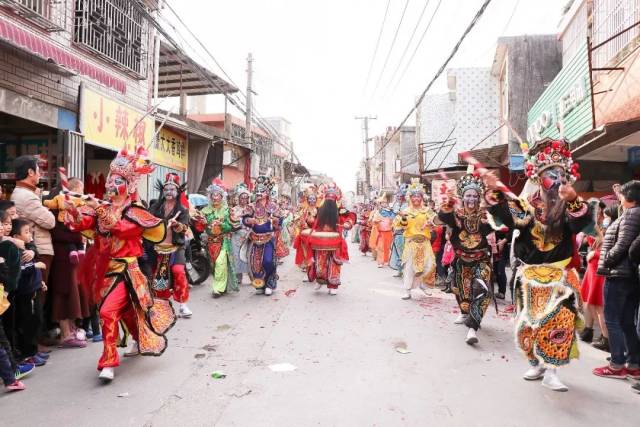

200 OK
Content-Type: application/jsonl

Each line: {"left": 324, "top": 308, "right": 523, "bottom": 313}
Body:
{"left": 284, "top": 289, "right": 297, "bottom": 297}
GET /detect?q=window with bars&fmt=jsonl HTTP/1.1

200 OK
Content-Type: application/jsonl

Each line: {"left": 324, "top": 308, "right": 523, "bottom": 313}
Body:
{"left": 73, "top": 0, "right": 148, "bottom": 78}
{"left": 592, "top": 0, "right": 640, "bottom": 69}
{"left": 0, "top": 0, "right": 67, "bottom": 30}
{"left": 561, "top": 0, "right": 589, "bottom": 66}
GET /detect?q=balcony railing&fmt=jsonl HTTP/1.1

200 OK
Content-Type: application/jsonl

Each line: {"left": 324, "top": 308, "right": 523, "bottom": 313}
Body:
{"left": 73, "top": 0, "right": 148, "bottom": 78}
{"left": 592, "top": 0, "right": 640, "bottom": 70}
{"left": 0, "top": 0, "right": 67, "bottom": 31}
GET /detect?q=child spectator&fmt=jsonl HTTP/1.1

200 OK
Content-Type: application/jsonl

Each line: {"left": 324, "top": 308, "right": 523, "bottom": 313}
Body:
{"left": 0, "top": 210, "right": 34, "bottom": 391}
{"left": 8, "top": 219, "right": 48, "bottom": 367}
{"left": 43, "top": 178, "right": 86, "bottom": 264}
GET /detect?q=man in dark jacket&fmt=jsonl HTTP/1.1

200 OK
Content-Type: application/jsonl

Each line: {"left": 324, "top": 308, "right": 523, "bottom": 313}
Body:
{"left": 594, "top": 180, "right": 640, "bottom": 380}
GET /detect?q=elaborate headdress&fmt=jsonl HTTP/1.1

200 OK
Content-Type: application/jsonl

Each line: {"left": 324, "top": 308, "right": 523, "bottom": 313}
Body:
{"left": 395, "top": 183, "right": 409, "bottom": 198}
{"left": 406, "top": 178, "right": 426, "bottom": 198}
{"left": 456, "top": 172, "right": 485, "bottom": 197}
{"left": 320, "top": 182, "right": 342, "bottom": 202}
{"left": 154, "top": 172, "right": 188, "bottom": 207}
{"left": 376, "top": 191, "right": 392, "bottom": 204}
{"left": 253, "top": 176, "right": 274, "bottom": 196}
{"left": 207, "top": 178, "right": 227, "bottom": 197}
{"left": 522, "top": 138, "right": 579, "bottom": 184}
{"left": 108, "top": 143, "right": 154, "bottom": 200}
{"left": 235, "top": 182, "right": 251, "bottom": 196}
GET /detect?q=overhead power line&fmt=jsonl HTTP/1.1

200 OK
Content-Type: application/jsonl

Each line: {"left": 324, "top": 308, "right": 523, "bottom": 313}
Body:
{"left": 370, "top": 0, "right": 411, "bottom": 99}
{"left": 392, "top": 0, "right": 443, "bottom": 91}
{"left": 370, "top": 0, "right": 494, "bottom": 160}
{"left": 383, "top": 0, "right": 431, "bottom": 94}
{"left": 141, "top": 1, "right": 302, "bottom": 164}
{"left": 362, "top": 0, "right": 392, "bottom": 96}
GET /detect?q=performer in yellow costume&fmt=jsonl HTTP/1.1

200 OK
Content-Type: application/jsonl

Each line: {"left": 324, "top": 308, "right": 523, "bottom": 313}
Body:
{"left": 396, "top": 179, "right": 436, "bottom": 300}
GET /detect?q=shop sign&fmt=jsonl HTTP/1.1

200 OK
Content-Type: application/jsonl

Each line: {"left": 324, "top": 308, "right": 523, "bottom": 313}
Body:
{"left": 79, "top": 87, "right": 154, "bottom": 152}
{"left": 527, "top": 42, "right": 593, "bottom": 146}
{"left": 431, "top": 179, "right": 456, "bottom": 209}
{"left": 151, "top": 127, "right": 188, "bottom": 171}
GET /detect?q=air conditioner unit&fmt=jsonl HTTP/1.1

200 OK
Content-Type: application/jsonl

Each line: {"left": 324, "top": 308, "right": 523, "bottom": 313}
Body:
{"left": 223, "top": 150, "right": 233, "bottom": 165}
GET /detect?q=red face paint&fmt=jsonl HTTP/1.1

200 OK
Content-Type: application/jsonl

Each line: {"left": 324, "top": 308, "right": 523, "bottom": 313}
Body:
{"left": 541, "top": 176, "right": 555, "bottom": 191}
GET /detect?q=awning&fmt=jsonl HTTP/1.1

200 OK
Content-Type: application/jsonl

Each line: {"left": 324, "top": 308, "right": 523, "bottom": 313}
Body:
{"left": 571, "top": 119, "right": 640, "bottom": 161}
{"left": 457, "top": 144, "right": 509, "bottom": 168}
{"left": 158, "top": 41, "right": 238, "bottom": 97}
{"left": 157, "top": 109, "right": 226, "bottom": 141}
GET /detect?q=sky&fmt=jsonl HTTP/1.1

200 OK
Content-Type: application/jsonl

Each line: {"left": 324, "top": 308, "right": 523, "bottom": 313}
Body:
{"left": 166, "top": 0, "right": 567, "bottom": 192}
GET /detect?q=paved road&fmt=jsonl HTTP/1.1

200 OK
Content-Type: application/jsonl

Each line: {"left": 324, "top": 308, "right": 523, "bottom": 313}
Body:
{"left": 2, "top": 242, "right": 638, "bottom": 426}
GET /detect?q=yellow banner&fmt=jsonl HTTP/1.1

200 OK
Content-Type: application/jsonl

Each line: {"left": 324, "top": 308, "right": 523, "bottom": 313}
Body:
{"left": 151, "top": 127, "right": 188, "bottom": 171}
{"left": 79, "top": 87, "right": 154, "bottom": 152}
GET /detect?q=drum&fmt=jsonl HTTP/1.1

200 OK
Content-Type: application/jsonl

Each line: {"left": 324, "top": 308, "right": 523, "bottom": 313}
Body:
{"left": 307, "top": 231, "right": 342, "bottom": 250}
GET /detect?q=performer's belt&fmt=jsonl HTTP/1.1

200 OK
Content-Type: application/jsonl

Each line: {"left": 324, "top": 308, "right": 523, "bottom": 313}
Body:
{"left": 154, "top": 243, "right": 179, "bottom": 254}
{"left": 407, "top": 235, "right": 427, "bottom": 243}
{"left": 456, "top": 249, "right": 489, "bottom": 262}
{"left": 207, "top": 235, "right": 225, "bottom": 244}
{"left": 107, "top": 257, "right": 137, "bottom": 275}
{"left": 250, "top": 232, "right": 273, "bottom": 244}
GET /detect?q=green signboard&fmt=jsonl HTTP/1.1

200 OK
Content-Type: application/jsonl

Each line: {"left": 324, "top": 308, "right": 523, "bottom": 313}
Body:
{"left": 527, "top": 42, "right": 593, "bottom": 146}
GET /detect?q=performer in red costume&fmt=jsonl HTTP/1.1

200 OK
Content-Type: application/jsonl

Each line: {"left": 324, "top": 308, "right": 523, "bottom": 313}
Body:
{"left": 66, "top": 144, "right": 176, "bottom": 382}
{"left": 306, "top": 183, "right": 356, "bottom": 295}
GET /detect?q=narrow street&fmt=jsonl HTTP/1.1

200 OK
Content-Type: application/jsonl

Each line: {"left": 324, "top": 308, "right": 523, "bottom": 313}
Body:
{"left": 1, "top": 242, "right": 637, "bottom": 427}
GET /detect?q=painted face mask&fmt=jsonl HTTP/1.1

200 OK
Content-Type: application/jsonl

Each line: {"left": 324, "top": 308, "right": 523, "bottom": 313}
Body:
{"left": 209, "top": 192, "right": 223, "bottom": 205}
{"left": 409, "top": 194, "right": 423, "bottom": 206}
{"left": 163, "top": 184, "right": 178, "bottom": 200}
{"left": 462, "top": 189, "right": 480, "bottom": 210}
{"left": 106, "top": 174, "right": 128, "bottom": 199}
{"left": 540, "top": 166, "right": 566, "bottom": 192}
{"left": 239, "top": 194, "right": 250, "bottom": 206}
{"left": 307, "top": 196, "right": 317, "bottom": 206}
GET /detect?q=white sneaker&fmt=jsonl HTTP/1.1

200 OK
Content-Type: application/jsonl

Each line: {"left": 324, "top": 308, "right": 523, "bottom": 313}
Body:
{"left": 523, "top": 365, "right": 546, "bottom": 381}
{"left": 265, "top": 288, "right": 273, "bottom": 296}
{"left": 465, "top": 328, "right": 478, "bottom": 345}
{"left": 419, "top": 284, "right": 431, "bottom": 296}
{"left": 329, "top": 288, "right": 338, "bottom": 296}
{"left": 542, "top": 368, "right": 568, "bottom": 392}
{"left": 98, "top": 367, "right": 114, "bottom": 381}
{"left": 401, "top": 291, "right": 412, "bottom": 300}
{"left": 454, "top": 314, "right": 468, "bottom": 324}
{"left": 314, "top": 283, "right": 322, "bottom": 291}
{"left": 179, "top": 304, "right": 193, "bottom": 318}
{"left": 124, "top": 341, "right": 140, "bottom": 357}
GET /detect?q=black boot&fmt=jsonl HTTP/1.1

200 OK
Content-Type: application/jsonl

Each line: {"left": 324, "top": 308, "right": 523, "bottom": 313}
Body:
{"left": 579, "top": 327, "right": 594, "bottom": 343}
{"left": 592, "top": 336, "right": 609, "bottom": 352}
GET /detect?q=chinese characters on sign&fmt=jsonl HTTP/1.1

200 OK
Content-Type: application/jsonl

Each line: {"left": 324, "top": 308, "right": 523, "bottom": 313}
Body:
{"left": 151, "top": 127, "right": 188, "bottom": 171}
{"left": 79, "top": 87, "right": 154, "bottom": 152}
{"left": 431, "top": 179, "right": 456, "bottom": 209}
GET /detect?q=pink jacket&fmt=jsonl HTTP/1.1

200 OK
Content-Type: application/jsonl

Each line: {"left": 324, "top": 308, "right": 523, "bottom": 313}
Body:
{"left": 11, "top": 184, "right": 55, "bottom": 255}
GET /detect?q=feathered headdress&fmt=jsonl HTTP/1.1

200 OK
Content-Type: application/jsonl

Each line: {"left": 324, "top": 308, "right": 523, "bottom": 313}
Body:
{"left": 253, "top": 176, "right": 274, "bottom": 196}
{"left": 406, "top": 178, "right": 426, "bottom": 198}
{"left": 154, "top": 172, "right": 188, "bottom": 208}
{"left": 522, "top": 138, "right": 579, "bottom": 184}
{"left": 456, "top": 172, "right": 485, "bottom": 197}
{"left": 207, "top": 178, "right": 227, "bottom": 197}
{"left": 108, "top": 143, "right": 154, "bottom": 201}
{"left": 235, "top": 182, "right": 250, "bottom": 196}
{"left": 320, "top": 182, "right": 342, "bottom": 202}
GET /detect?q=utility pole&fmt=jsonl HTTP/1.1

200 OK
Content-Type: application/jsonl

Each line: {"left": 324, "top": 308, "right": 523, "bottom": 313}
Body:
{"left": 245, "top": 53, "right": 254, "bottom": 148}
{"left": 355, "top": 116, "right": 376, "bottom": 200}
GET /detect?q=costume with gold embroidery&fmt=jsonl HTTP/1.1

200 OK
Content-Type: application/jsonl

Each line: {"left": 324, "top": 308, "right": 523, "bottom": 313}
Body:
{"left": 66, "top": 143, "right": 175, "bottom": 379}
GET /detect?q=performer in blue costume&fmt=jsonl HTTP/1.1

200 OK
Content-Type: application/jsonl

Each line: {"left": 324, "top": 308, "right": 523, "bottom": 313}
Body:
{"left": 389, "top": 184, "right": 408, "bottom": 277}
{"left": 242, "top": 176, "right": 283, "bottom": 296}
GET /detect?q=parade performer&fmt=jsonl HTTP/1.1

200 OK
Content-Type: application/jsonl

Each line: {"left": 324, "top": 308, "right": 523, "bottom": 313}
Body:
{"left": 483, "top": 138, "right": 591, "bottom": 392}
{"left": 230, "top": 183, "right": 252, "bottom": 285}
{"left": 357, "top": 202, "right": 373, "bottom": 255}
{"left": 65, "top": 144, "right": 175, "bottom": 382}
{"left": 293, "top": 186, "right": 318, "bottom": 272}
{"left": 390, "top": 184, "right": 408, "bottom": 275}
{"left": 396, "top": 180, "right": 436, "bottom": 300}
{"left": 368, "top": 201, "right": 379, "bottom": 260}
{"left": 148, "top": 173, "right": 192, "bottom": 318}
{"left": 243, "top": 176, "right": 282, "bottom": 296}
{"left": 201, "top": 179, "right": 238, "bottom": 298}
{"left": 372, "top": 192, "right": 395, "bottom": 268}
{"left": 439, "top": 169, "right": 502, "bottom": 346}
{"left": 273, "top": 190, "right": 290, "bottom": 260}
{"left": 306, "top": 183, "right": 355, "bottom": 295}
